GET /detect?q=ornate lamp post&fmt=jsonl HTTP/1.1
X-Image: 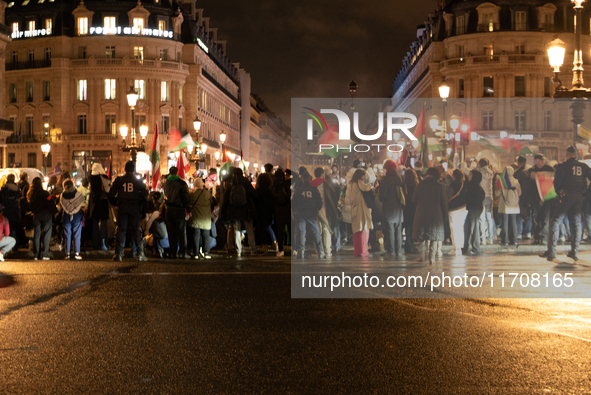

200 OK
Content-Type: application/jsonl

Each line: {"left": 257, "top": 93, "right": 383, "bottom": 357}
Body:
{"left": 546, "top": 0, "right": 591, "bottom": 148}
{"left": 219, "top": 130, "right": 227, "bottom": 161}
{"left": 41, "top": 143, "right": 51, "bottom": 175}
{"left": 120, "top": 87, "right": 146, "bottom": 163}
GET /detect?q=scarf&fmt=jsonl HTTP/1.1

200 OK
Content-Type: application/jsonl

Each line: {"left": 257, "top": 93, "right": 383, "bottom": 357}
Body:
{"left": 60, "top": 187, "right": 85, "bottom": 220}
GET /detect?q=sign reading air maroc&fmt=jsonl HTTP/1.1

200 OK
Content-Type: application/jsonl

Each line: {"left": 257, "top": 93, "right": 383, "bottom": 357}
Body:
{"left": 11, "top": 26, "right": 174, "bottom": 39}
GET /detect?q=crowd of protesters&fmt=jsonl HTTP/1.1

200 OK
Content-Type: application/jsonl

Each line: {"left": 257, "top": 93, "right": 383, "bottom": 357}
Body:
{"left": 0, "top": 144, "right": 590, "bottom": 264}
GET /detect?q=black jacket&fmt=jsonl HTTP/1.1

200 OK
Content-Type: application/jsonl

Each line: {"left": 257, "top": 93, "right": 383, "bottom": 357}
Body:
{"left": 162, "top": 175, "right": 190, "bottom": 209}
{"left": 465, "top": 181, "right": 485, "bottom": 213}
{"left": 221, "top": 176, "right": 258, "bottom": 222}
{"left": 292, "top": 181, "right": 322, "bottom": 218}
{"left": 447, "top": 179, "right": 467, "bottom": 211}
{"left": 29, "top": 190, "right": 52, "bottom": 214}
{"left": 109, "top": 173, "right": 148, "bottom": 211}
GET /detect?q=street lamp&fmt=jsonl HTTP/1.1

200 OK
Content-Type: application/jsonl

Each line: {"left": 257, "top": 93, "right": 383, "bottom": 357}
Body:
{"left": 120, "top": 87, "right": 145, "bottom": 163}
{"left": 41, "top": 143, "right": 50, "bottom": 175}
{"left": 546, "top": 0, "right": 591, "bottom": 147}
{"left": 193, "top": 116, "right": 202, "bottom": 132}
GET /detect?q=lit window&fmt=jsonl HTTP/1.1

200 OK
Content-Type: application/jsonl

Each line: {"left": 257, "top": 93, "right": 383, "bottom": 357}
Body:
{"left": 133, "top": 18, "right": 144, "bottom": 30}
{"left": 22, "top": 0, "right": 30, "bottom": 5}
{"left": 158, "top": 20, "right": 167, "bottom": 31}
{"left": 105, "top": 79, "right": 116, "bottom": 100}
{"left": 45, "top": 18, "right": 52, "bottom": 31}
{"left": 78, "top": 80, "right": 87, "bottom": 101}
{"left": 104, "top": 16, "right": 116, "bottom": 34}
{"left": 515, "top": 11, "right": 526, "bottom": 31}
{"left": 105, "top": 46, "right": 115, "bottom": 58}
{"left": 78, "top": 17, "right": 88, "bottom": 35}
{"left": 134, "top": 47, "right": 143, "bottom": 60}
{"left": 7, "top": 2, "right": 14, "bottom": 7}
{"left": 159, "top": 48, "right": 167, "bottom": 61}
{"left": 161, "top": 81, "right": 169, "bottom": 102}
{"left": 134, "top": 80, "right": 145, "bottom": 99}
{"left": 12, "top": 22, "right": 18, "bottom": 33}
{"left": 27, "top": 20, "right": 35, "bottom": 31}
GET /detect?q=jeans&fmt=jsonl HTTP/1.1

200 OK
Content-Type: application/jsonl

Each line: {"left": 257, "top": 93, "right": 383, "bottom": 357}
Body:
{"left": 263, "top": 224, "right": 277, "bottom": 243}
{"left": 480, "top": 197, "right": 495, "bottom": 242}
{"left": 296, "top": 216, "right": 323, "bottom": 253}
{"left": 165, "top": 207, "right": 187, "bottom": 257}
{"left": 0, "top": 236, "right": 16, "bottom": 254}
{"left": 502, "top": 213, "right": 518, "bottom": 244}
{"left": 464, "top": 209, "right": 481, "bottom": 253}
{"left": 191, "top": 227, "right": 212, "bottom": 255}
{"left": 33, "top": 211, "right": 52, "bottom": 258}
{"left": 116, "top": 204, "right": 142, "bottom": 256}
{"left": 583, "top": 195, "right": 591, "bottom": 237}
{"left": 382, "top": 220, "right": 402, "bottom": 255}
{"left": 63, "top": 211, "right": 83, "bottom": 254}
{"left": 154, "top": 236, "right": 170, "bottom": 250}
{"left": 532, "top": 201, "right": 551, "bottom": 242}
{"left": 516, "top": 203, "right": 532, "bottom": 238}
{"left": 548, "top": 193, "right": 583, "bottom": 257}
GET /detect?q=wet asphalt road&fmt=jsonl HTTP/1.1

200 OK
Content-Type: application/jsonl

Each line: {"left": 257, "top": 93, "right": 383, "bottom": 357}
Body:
{"left": 1, "top": 254, "right": 591, "bottom": 394}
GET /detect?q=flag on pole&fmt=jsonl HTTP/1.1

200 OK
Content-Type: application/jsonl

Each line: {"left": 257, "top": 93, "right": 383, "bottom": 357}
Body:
{"left": 177, "top": 151, "right": 187, "bottom": 180}
{"left": 107, "top": 156, "right": 112, "bottom": 180}
{"left": 496, "top": 167, "right": 513, "bottom": 190}
{"left": 414, "top": 108, "right": 429, "bottom": 169}
{"left": 535, "top": 171, "right": 558, "bottom": 201}
{"left": 150, "top": 124, "right": 161, "bottom": 190}
{"left": 169, "top": 129, "right": 194, "bottom": 152}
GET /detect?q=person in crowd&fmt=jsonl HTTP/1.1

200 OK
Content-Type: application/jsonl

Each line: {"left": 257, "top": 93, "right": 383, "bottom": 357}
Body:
{"left": 2, "top": 174, "right": 21, "bottom": 248}
{"left": 271, "top": 169, "right": 291, "bottom": 257}
{"left": 221, "top": 167, "right": 260, "bottom": 257}
{"left": 18, "top": 171, "right": 29, "bottom": 198}
{"left": 311, "top": 167, "right": 339, "bottom": 258}
{"left": 513, "top": 156, "right": 531, "bottom": 241}
{"left": 264, "top": 163, "right": 274, "bottom": 175}
{"left": 17, "top": 172, "right": 29, "bottom": 248}
{"left": 162, "top": 166, "right": 190, "bottom": 259}
{"left": 109, "top": 161, "right": 148, "bottom": 262}
{"left": 47, "top": 176, "right": 58, "bottom": 193}
{"left": 292, "top": 169, "right": 325, "bottom": 258}
{"left": 379, "top": 160, "right": 405, "bottom": 258}
{"left": 541, "top": 146, "right": 591, "bottom": 261}
{"left": 188, "top": 178, "right": 213, "bottom": 259}
{"left": 583, "top": 153, "right": 591, "bottom": 243}
{"left": 77, "top": 178, "right": 90, "bottom": 206}
{"left": 414, "top": 161, "right": 425, "bottom": 182}
{"left": 496, "top": 166, "right": 522, "bottom": 246}
{"left": 413, "top": 167, "right": 448, "bottom": 265}
{"left": 145, "top": 203, "right": 169, "bottom": 258}
{"left": 60, "top": 179, "right": 85, "bottom": 260}
{"left": 52, "top": 171, "right": 71, "bottom": 202}
{"left": 255, "top": 172, "right": 278, "bottom": 254}
{"left": 0, "top": 204, "right": 16, "bottom": 261}
{"left": 89, "top": 163, "right": 111, "bottom": 251}
{"left": 27, "top": 177, "right": 54, "bottom": 260}
{"left": 403, "top": 168, "right": 419, "bottom": 254}
{"left": 447, "top": 169, "right": 468, "bottom": 256}
{"left": 476, "top": 158, "right": 495, "bottom": 246}
{"left": 464, "top": 170, "right": 485, "bottom": 254}
{"left": 348, "top": 168, "right": 373, "bottom": 257}
{"left": 529, "top": 154, "right": 555, "bottom": 245}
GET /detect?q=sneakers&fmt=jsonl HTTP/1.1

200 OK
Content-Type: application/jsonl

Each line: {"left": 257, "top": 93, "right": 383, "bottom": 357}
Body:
{"left": 318, "top": 251, "right": 326, "bottom": 259}
{"left": 137, "top": 253, "right": 148, "bottom": 262}
{"left": 42, "top": 257, "right": 50, "bottom": 261}
{"left": 567, "top": 251, "right": 579, "bottom": 261}
{"left": 276, "top": 251, "right": 284, "bottom": 257}
{"left": 65, "top": 255, "right": 70, "bottom": 260}
{"left": 202, "top": 254, "right": 212, "bottom": 259}
{"left": 539, "top": 250, "right": 556, "bottom": 261}
{"left": 0, "top": 252, "right": 4, "bottom": 262}
{"left": 74, "top": 253, "right": 82, "bottom": 260}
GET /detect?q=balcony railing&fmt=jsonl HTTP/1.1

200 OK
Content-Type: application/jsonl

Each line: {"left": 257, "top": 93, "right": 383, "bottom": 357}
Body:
{"left": 6, "top": 59, "right": 51, "bottom": 71}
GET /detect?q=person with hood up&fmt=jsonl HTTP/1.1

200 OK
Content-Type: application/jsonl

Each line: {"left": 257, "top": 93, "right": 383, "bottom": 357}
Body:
{"left": 463, "top": 170, "right": 485, "bottom": 254}
{"left": 89, "top": 163, "right": 111, "bottom": 251}
{"left": 476, "top": 158, "right": 495, "bottom": 245}
{"left": 311, "top": 167, "right": 339, "bottom": 257}
{"left": 60, "top": 179, "right": 86, "bottom": 260}
{"left": 379, "top": 160, "right": 405, "bottom": 257}
{"left": 495, "top": 166, "right": 522, "bottom": 246}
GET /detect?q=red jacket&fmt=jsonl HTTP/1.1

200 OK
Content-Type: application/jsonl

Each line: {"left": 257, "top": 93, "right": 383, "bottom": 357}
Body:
{"left": 0, "top": 215, "right": 10, "bottom": 239}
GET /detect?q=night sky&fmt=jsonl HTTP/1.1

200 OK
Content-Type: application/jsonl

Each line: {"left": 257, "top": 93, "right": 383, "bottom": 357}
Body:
{"left": 195, "top": 0, "right": 438, "bottom": 124}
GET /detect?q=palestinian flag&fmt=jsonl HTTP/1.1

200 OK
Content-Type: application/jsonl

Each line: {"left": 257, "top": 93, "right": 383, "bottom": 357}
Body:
{"left": 414, "top": 108, "right": 429, "bottom": 169}
{"left": 479, "top": 137, "right": 506, "bottom": 153}
{"left": 535, "top": 171, "right": 557, "bottom": 201}
{"left": 169, "top": 129, "right": 194, "bottom": 152}
{"left": 496, "top": 167, "right": 512, "bottom": 190}
{"left": 107, "top": 155, "right": 112, "bottom": 180}
{"left": 149, "top": 124, "right": 160, "bottom": 190}
{"left": 317, "top": 126, "right": 353, "bottom": 159}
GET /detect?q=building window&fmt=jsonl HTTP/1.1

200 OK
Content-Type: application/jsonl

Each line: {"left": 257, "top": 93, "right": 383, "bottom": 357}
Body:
{"left": 544, "top": 110, "right": 552, "bottom": 131}
{"left": 26, "top": 82, "right": 33, "bottom": 102}
{"left": 458, "top": 79, "right": 465, "bottom": 98}
{"left": 12, "top": 22, "right": 18, "bottom": 33}
{"left": 43, "top": 81, "right": 50, "bottom": 101}
{"left": 134, "top": 115, "right": 146, "bottom": 132}
{"left": 27, "top": 20, "right": 35, "bottom": 31}
{"left": 78, "top": 46, "right": 86, "bottom": 59}
{"left": 9, "top": 84, "right": 16, "bottom": 103}
{"left": 26, "top": 116, "right": 33, "bottom": 137}
{"left": 27, "top": 153, "right": 36, "bottom": 168}
{"left": 135, "top": 80, "right": 145, "bottom": 99}
{"left": 514, "top": 110, "right": 526, "bottom": 131}
{"left": 179, "top": 84, "right": 183, "bottom": 104}
{"left": 483, "top": 76, "right": 494, "bottom": 97}
{"left": 515, "top": 76, "right": 526, "bottom": 97}
{"left": 105, "top": 46, "right": 115, "bottom": 58}
{"left": 78, "top": 114, "right": 87, "bottom": 134}
{"left": 482, "top": 110, "right": 494, "bottom": 130}
{"left": 201, "top": 90, "right": 208, "bottom": 110}
{"left": 456, "top": 15, "right": 465, "bottom": 35}
{"left": 11, "top": 50, "right": 17, "bottom": 63}
{"left": 46, "top": 152, "right": 52, "bottom": 168}
{"left": 544, "top": 77, "right": 552, "bottom": 97}
{"left": 158, "top": 20, "right": 167, "bottom": 31}
{"left": 105, "top": 114, "right": 116, "bottom": 134}
{"left": 45, "top": 18, "right": 52, "bottom": 31}
{"left": 162, "top": 115, "right": 169, "bottom": 134}
{"left": 161, "top": 81, "right": 169, "bottom": 102}
{"left": 77, "top": 80, "right": 87, "bottom": 101}
{"left": 78, "top": 17, "right": 88, "bottom": 35}
{"left": 134, "top": 46, "right": 143, "bottom": 60}
{"left": 515, "top": 11, "right": 526, "bottom": 30}
{"left": 515, "top": 43, "right": 524, "bottom": 54}
{"left": 159, "top": 48, "right": 168, "bottom": 61}
{"left": 27, "top": 49, "right": 34, "bottom": 65}
{"left": 44, "top": 47, "right": 51, "bottom": 61}
{"left": 484, "top": 13, "right": 494, "bottom": 31}
{"left": 133, "top": 18, "right": 144, "bottom": 30}
{"left": 103, "top": 16, "right": 116, "bottom": 33}
{"left": 105, "top": 79, "right": 116, "bottom": 100}
{"left": 8, "top": 153, "right": 15, "bottom": 167}
{"left": 457, "top": 45, "right": 465, "bottom": 59}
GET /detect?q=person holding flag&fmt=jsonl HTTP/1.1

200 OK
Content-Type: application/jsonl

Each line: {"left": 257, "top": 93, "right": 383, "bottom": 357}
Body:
{"left": 494, "top": 166, "right": 521, "bottom": 246}
{"left": 149, "top": 124, "right": 161, "bottom": 191}
{"left": 541, "top": 146, "right": 591, "bottom": 261}
{"left": 528, "top": 154, "right": 555, "bottom": 245}
{"left": 162, "top": 166, "right": 190, "bottom": 259}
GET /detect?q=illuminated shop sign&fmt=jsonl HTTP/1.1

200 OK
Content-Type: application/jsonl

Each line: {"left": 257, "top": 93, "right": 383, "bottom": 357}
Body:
{"left": 88, "top": 26, "right": 174, "bottom": 38}
{"left": 11, "top": 29, "right": 51, "bottom": 38}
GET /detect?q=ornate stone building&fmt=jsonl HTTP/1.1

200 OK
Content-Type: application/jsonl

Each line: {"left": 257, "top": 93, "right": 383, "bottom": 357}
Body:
{"left": 3, "top": 0, "right": 286, "bottom": 178}
{"left": 392, "top": 0, "right": 591, "bottom": 167}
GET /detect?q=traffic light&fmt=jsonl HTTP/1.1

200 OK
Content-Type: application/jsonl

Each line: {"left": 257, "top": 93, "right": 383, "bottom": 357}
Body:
{"left": 460, "top": 124, "right": 470, "bottom": 146}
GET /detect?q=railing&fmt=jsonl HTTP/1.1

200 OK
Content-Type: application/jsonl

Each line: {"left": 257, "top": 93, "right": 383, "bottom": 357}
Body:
{"left": 6, "top": 59, "right": 51, "bottom": 71}
{"left": 477, "top": 23, "right": 498, "bottom": 32}
{"left": 161, "top": 61, "right": 181, "bottom": 70}
{"left": 0, "top": 119, "right": 14, "bottom": 132}
{"left": 66, "top": 134, "right": 118, "bottom": 142}
{"left": 96, "top": 58, "right": 122, "bottom": 65}
{"left": 472, "top": 55, "right": 499, "bottom": 63}
{"left": 71, "top": 59, "right": 89, "bottom": 66}
{"left": 68, "top": 58, "right": 189, "bottom": 73}
{"left": 508, "top": 55, "right": 537, "bottom": 62}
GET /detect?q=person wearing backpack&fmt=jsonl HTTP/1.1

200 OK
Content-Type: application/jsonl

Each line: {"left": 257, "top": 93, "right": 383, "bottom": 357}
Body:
{"left": 379, "top": 160, "right": 405, "bottom": 258}
{"left": 221, "top": 167, "right": 260, "bottom": 257}
{"left": 271, "top": 169, "right": 291, "bottom": 257}
{"left": 495, "top": 166, "right": 521, "bottom": 246}
{"left": 292, "top": 169, "right": 325, "bottom": 259}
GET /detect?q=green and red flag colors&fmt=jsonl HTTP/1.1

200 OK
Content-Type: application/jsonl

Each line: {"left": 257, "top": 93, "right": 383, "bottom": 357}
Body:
{"left": 150, "top": 124, "right": 160, "bottom": 190}
{"left": 169, "top": 129, "right": 194, "bottom": 152}
{"left": 414, "top": 108, "right": 429, "bottom": 168}
{"left": 495, "top": 167, "right": 512, "bottom": 190}
{"left": 535, "top": 171, "right": 558, "bottom": 201}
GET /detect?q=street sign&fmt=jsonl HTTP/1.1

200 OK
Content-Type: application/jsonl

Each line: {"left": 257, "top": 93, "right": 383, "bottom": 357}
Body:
{"left": 577, "top": 125, "right": 591, "bottom": 140}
